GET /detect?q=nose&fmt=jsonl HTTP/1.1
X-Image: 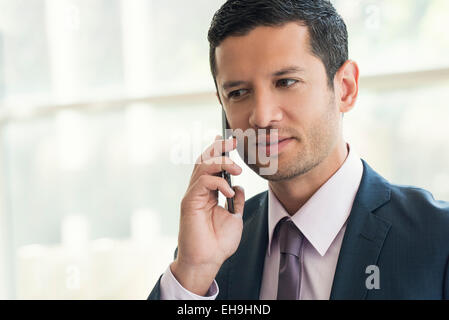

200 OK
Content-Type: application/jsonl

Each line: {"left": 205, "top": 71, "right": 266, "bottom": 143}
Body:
{"left": 248, "top": 88, "right": 283, "bottom": 129}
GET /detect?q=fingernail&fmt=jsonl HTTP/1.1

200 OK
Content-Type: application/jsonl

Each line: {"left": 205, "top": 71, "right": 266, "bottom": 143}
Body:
{"left": 233, "top": 213, "right": 243, "bottom": 218}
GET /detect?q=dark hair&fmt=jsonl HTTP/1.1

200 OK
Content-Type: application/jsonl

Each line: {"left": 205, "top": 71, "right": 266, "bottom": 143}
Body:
{"left": 208, "top": 0, "right": 348, "bottom": 89}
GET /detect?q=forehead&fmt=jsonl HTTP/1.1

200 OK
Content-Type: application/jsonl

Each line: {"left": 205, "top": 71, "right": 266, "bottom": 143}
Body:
{"left": 215, "top": 22, "right": 318, "bottom": 82}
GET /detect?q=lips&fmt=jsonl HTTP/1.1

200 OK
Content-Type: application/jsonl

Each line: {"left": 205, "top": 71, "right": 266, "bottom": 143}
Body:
{"left": 257, "top": 136, "right": 291, "bottom": 146}
{"left": 255, "top": 137, "right": 294, "bottom": 156}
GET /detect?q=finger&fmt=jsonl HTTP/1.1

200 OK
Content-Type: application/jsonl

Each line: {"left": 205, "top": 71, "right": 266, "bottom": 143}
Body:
{"left": 198, "top": 137, "right": 237, "bottom": 164}
{"left": 231, "top": 186, "right": 245, "bottom": 216}
{"left": 192, "top": 157, "right": 242, "bottom": 182}
{"left": 203, "top": 157, "right": 242, "bottom": 174}
{"left": 191, "top": 175, "right": 236, "bottom": 199}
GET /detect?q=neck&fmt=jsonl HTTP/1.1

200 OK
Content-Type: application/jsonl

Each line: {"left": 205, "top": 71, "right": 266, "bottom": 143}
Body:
{"left": 268, "top": 139, "right": 349, "bottom": 216}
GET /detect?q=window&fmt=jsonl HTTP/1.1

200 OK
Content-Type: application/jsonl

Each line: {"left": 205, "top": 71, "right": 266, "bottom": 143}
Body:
{"left": 0, "top": 0, "right": 447, "bottom": 299}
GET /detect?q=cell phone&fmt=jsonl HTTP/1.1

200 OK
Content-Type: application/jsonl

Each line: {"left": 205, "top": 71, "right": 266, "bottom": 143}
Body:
{"left": 222, "top": 109, "right": 235, "bottom": 214}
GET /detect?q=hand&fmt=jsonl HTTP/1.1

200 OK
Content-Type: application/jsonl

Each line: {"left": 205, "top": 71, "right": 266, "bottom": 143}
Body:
{"left": 171, "top": 135, "right": 245, "bottom": 296}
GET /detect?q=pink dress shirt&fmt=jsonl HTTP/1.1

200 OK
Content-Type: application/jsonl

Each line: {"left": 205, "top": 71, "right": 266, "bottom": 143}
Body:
{"left": 160, "top": 143, "right": 363, "bottom": 300}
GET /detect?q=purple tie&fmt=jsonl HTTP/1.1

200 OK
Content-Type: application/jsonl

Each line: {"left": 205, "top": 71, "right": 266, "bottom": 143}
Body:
{"left": 276, "top": 218, "right": 304, "bottom": 300}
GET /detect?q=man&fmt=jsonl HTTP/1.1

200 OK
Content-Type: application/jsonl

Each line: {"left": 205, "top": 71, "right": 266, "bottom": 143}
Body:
{"left": 149, "top": 0, "right": 449, "bottom": 299}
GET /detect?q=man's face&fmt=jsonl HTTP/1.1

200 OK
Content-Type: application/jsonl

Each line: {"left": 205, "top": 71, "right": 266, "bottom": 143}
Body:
{"left": 215, "top": 22, "right": 342, "bottom": 181}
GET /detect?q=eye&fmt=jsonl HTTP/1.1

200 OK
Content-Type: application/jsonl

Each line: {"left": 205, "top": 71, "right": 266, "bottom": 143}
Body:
{"left": 276, "top": 79, "right": 298, "bottom": 88}
{"left": 228, "top": 89, "right": 248, "bottom": 100}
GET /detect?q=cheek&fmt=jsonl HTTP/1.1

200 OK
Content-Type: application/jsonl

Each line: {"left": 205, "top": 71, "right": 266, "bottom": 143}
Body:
{"left": 224, "top": 105, "right": 247, "bottom": 126}
{"left": 284, "top": 85, "right": 328, "bottom": 124}
{"left": 229, "top": 113, "right": 252, "bottom": 131}
{"left": 309, "top": 96, "right": 340, "bottom": 145}
{"left": 287, "top": 88, "right": 339, "bottom": 144}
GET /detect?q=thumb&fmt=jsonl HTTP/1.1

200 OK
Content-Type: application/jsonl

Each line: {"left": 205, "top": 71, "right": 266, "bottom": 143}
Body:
{"left": 231, "top": 186, "right": 245, "bottom": 216}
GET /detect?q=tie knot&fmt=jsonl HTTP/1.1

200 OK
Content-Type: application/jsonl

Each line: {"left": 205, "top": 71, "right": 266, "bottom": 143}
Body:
{"left": 277, "top": 218, "right": 303, "bottom": 257}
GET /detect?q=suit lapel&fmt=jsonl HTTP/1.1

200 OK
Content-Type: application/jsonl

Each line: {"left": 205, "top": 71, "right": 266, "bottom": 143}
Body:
{"left": 330, "top": 159, "right": 392, "bottom": 299}
{"left": 226, "top": 191, "right": 269, "bottom": 299}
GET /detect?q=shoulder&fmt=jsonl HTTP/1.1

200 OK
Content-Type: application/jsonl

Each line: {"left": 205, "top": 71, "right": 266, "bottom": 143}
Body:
{"left": 378, "top": 182, "right": 449, "bottom": 241}
{"left": 388, "top": 183, "right": 449, "bottom": 218}
{"left": 360, "top": 159, "right": 449, "bottom": 223}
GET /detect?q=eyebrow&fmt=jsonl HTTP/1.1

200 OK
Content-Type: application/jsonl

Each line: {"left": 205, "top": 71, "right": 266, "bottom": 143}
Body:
{"left": 221, "top": 66, "right": 306, "bottom": 91}
{"left": 272, "top": 66, "right": 306, "bottom": 77}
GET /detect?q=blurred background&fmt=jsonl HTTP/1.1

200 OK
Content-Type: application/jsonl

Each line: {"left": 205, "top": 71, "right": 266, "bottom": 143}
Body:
{"left": 0, "top": 0, "right": 448, "bottom": 299}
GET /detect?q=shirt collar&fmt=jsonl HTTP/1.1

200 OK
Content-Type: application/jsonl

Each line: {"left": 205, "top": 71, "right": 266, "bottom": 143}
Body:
{"left": 267, "top": 143, "right": 364, "bottom": 257}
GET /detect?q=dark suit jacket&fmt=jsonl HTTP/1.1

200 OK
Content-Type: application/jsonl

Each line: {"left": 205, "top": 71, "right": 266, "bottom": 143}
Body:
{"left": 149, "top": 159, "right": 449, "bottom": 299}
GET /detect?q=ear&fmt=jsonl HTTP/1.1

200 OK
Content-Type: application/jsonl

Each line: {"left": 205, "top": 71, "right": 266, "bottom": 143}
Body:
{"left": 334, "top": 60, "right": 359, "bottom": 114}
